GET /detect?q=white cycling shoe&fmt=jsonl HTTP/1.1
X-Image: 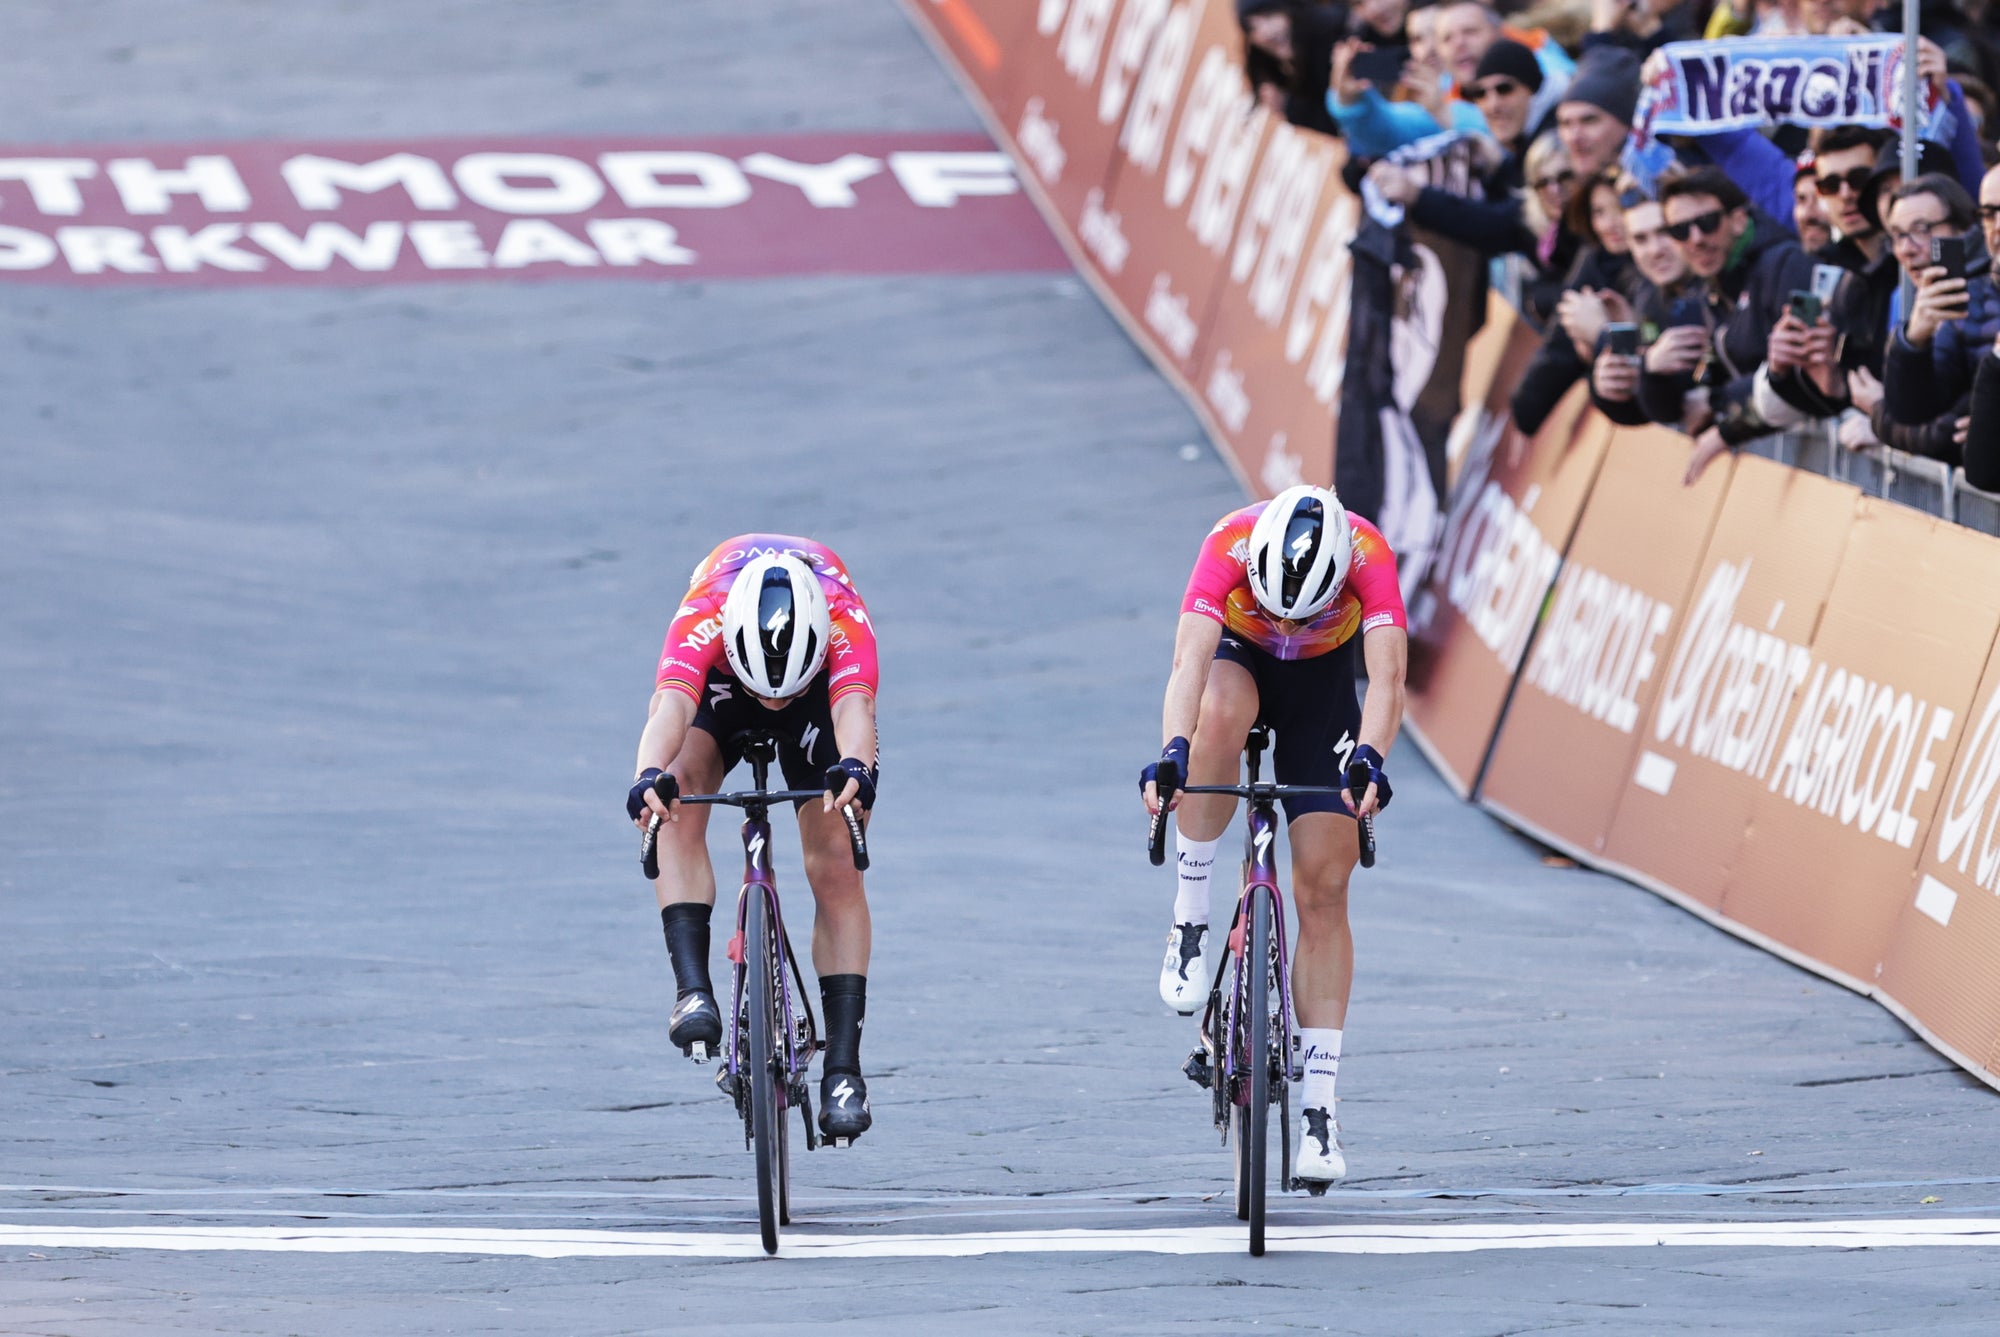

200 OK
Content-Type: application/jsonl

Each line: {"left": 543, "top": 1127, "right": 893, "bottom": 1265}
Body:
{"left": 1159, "top": 920, "right": 1215, "bottom": 1014}
{"left": 1293, "top": 1105, "right": 1346, "bottom": 1184}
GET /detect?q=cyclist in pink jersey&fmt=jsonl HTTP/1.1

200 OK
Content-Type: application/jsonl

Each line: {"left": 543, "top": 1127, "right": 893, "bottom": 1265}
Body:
{"left": 629, "top": 535, "right": 879, "bottom": 1142}
{"left": 1141, "top": 486, "right": 1408, "bottom": 1187}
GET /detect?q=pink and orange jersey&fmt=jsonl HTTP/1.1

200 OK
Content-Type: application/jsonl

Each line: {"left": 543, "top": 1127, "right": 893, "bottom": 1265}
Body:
{"left": 654, "top": 535, "right": 878, "bottom": 704}
{"left": 1181, "top": 504, "right": 1405, "bottom": 660}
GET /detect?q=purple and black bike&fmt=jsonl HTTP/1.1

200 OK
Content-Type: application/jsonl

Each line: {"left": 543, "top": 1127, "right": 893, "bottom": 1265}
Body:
{"left": 1146, "top": 725, "right": 1374, "bottom": 1256}
{"left": 639, "top": 732, "right": 868, "bottom": 1255}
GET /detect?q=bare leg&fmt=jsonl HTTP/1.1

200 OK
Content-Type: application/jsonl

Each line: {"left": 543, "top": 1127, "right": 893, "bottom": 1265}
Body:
{"left": 1177, "top": 657, "right": 1259, "bottom": 842}
{"left": 653, "top": 729, "right": 725, "bottom": 910}
{"left": 798, "top": 802, "right": 871, "bottom": 977}
{"left": 1285, "top": 812, "right": 1359, "bottom": 1029}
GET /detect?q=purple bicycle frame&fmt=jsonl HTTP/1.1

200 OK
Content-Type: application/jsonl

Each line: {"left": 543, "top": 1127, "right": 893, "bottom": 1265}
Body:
{"left": 723, "top": 808, "right": 809, "bottom": 1110}
{"left": 1217, "top": 799, "right": 1298, "bottom": 1108}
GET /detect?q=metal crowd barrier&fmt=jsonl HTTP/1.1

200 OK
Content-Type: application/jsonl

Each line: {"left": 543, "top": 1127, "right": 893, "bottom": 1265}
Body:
{"left": 1739, "top": 420, "right": 1999, "bottom": 535}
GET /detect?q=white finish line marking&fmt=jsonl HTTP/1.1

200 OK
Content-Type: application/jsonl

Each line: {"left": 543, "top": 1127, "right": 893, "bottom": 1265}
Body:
{"left": 5, "top": 1220, "right": 2000, "bottom": 1258}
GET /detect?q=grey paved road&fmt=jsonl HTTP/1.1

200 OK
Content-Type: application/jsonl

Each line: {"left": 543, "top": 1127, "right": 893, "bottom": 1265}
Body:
{"left": 3, "top": 3, "right": 2000, "bottom": 1333}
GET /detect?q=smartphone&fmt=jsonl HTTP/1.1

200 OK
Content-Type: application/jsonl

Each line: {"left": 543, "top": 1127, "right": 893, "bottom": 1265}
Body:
{"left": 1810, "top": 263, "right": 1843, "bottom": 304}
{"left": 1932, "top": 235, "right": 1968, "bottom": 282}
{"left": 1666, "top": 295, "right": 1706, "bottom": 329}
{"left": 1604, "top": 322, "right": 1639, "bottom": 357}
{"left": 1349, "top": 44, "right": 1412, "bottom": 87}
{"left": 1787, "top": 290, "right": 1822, "bottom": 326}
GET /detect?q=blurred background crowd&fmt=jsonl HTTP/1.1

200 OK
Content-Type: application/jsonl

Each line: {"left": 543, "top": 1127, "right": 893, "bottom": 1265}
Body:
{"left": 1235, "top": 0, "right": 2000, "bottom": 489}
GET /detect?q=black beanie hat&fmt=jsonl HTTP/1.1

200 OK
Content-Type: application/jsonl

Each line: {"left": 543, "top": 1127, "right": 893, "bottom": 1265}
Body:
{"left": 1472, "top": 38, "right": 1543, "bottom": 94}
{"left": 1560, "top": 48, "right": 1640, "bottom": 128}
{"left": 1237, "top": 0, "right": 1286, "bottom": 18}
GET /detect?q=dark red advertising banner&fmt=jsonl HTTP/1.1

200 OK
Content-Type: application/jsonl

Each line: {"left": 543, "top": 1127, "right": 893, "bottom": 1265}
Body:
{"left": 0, "top": 135, "right": 1067, "bottom": 286}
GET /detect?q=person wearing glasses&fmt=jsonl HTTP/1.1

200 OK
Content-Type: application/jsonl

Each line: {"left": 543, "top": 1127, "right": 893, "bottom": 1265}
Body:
{"left": 1880, "top": 173, "right": 1995, "bottom": 464}
{"left": 1636, "top": 167, "right": 1821, "bottom": 483}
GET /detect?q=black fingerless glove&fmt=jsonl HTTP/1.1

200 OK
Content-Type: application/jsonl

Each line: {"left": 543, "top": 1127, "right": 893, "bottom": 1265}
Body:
{"left": 1347, "top": 744, "right": 1392, "bottom": 811}
{"left": 825, "top": 757, "right": 876, "bottom": 811}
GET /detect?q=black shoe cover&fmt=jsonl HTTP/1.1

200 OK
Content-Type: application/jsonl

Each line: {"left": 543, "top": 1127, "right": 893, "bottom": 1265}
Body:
{"left": 818, "top": 1070, "right": 871, "bottom": 1142}
{"left": 668, "top": 989, "right": 722, "bottom": 1055}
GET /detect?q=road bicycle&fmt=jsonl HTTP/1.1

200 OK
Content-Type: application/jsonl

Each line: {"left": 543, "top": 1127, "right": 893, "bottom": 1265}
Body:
{"left": 639, "top": 733, "right": 869, "bottom": 1255}
{"left": 1146, "top": 725, "right": 1375, "bottom": 1256}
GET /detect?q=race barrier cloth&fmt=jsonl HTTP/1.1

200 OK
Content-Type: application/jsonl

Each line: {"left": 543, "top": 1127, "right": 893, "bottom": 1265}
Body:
{"left": 900, "top": 0, "right": 2000, "bottom": 1087}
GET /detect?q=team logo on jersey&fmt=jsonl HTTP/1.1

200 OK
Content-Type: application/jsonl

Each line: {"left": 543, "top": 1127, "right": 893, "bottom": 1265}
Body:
{"left": 801, "top": 723, "right": 822, "bottom": 756}
{"left": 710, "top": 681, "right": 734, "bottom": 704}
{"left": 681, "top": 616, "right": 724, "bottom": 651}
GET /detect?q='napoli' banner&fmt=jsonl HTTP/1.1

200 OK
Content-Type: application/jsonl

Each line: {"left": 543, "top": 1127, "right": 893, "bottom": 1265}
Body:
{"left": 1635, "top": 36, "right": 1939, "bottom": 141}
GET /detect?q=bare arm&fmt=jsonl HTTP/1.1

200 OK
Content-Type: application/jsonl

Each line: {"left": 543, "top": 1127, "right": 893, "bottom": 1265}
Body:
{"left": 635, "top": 684, "right": 696, "bottom": 780}
{"left": 824, "top": 691, "right": 878, "bottom": 812}
{"left": 1351, "top": 626, "right": 1407, "bottom": 819}
{"left": 1144, "top": 613, "right": 1224, "bottom": 815}
{"left": 1162, "top": 612, "right": 1225, "bottom": 748}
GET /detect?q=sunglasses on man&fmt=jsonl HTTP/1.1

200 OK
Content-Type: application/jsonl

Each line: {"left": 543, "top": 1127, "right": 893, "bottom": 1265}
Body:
{"left": 1664, "top": 209, "right": 1728, "bottom": 242}
{"left": 1531, "top": 168, "right": 1575, "bottom": 193}
{"left": 1815, "top": 166, "right": 1873, "bottom": 197}
{"left": 1468, "top": 78, "right": 1521, "bottom": 102}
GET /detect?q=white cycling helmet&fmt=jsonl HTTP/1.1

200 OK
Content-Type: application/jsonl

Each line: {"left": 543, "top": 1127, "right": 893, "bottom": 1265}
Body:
{"left": 1245, "top": 485, "right": 1353, "bottom": 621}
{"left": 720, "top": 553, "right": 831, "bottom": 699}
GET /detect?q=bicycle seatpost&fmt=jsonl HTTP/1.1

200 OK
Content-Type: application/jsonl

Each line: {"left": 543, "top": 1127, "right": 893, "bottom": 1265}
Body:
{"left": 1147, "top": 759, "right": 1180, "bottom": 866}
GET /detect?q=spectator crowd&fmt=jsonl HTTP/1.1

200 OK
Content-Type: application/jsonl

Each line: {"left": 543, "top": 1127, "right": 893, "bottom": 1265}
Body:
{"left": 1234, "top": 0, "right": 2000, "bottom": 490}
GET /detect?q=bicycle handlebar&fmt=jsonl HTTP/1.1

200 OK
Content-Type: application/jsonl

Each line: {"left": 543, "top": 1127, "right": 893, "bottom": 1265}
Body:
{"left": 1152, "top": 780, "right": 1381, "bottom": 868}
{"left": 639, "top": 774, "right": 869, "bottom": 877}
{"left": 1146, "top": 760, "right": 1180, "bottom": 866}
{"left": 1345, "top": 762, "right": 1377, "bottom": 869}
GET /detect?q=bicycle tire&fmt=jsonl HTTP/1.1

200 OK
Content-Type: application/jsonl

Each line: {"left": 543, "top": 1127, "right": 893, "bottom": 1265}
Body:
{"left": 778, "top": 1097, "right": 792, "bottom": 1227}
{"left": 1232, "top": 1102, "right": 1250, "bottom": 1222}
{"left": 748, "top": 888, "right": 781, "bottom": 1255}
{"left": 1247, "top": 889, "right": 1272, "bottom": 1257}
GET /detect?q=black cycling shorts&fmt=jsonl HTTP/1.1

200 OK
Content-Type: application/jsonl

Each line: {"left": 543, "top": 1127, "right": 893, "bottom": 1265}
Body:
{"left": 1213, "top": 633, "right": 1363, "bottom": 823}
{"left": 688, "top": 669, "right": 879, "bottom": 809}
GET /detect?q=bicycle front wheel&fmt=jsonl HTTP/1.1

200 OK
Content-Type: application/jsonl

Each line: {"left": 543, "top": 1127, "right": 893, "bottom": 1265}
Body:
{"left": 1246, "top": 888, "right": 1273, "bottom": 1257}
{"left": 748, "top": 888, "right": 781, "bottom": 1255}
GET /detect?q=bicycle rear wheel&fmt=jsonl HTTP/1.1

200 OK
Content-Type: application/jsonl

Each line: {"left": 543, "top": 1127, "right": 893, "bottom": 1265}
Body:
{"left": 748, "top": 888, "right": 781, "bottom": 1255}
{"left": 1246, "top": 889, "right": 1273, "bottom": 1256}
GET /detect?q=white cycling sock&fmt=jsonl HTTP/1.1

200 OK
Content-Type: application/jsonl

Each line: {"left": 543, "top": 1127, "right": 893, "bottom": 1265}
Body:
{"left": 1298, "top": 1027, "right": 1342, "bottom": 1113}
{"left": 1172, "top": 834, "right": 1220, "bottom": 924}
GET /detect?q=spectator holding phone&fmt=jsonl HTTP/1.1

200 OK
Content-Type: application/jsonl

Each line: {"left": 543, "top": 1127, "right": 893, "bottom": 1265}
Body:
{"left": 1591, "top": 186, "right": 1695, "bottom": 426}
{"left": 1880, "top": 172, "right": 1998, "bottom": 460}
{"left": 1511, "top": 170, "right": 1641, "bottom": 433}
{"left": 1636, "top": 168, "right": 1819, "bottom": 481}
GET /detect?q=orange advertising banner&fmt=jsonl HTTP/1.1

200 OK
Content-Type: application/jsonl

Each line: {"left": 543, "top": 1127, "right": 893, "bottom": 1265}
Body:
{"left": 1883, "top": 610, "right": 2000, "bottom": 1076}
{"left": 1093, "top": 0, "right": 1270, "bottom": 380}
{"left": 1189, "top": 122, "right": 1347, "bottom": 492}
{"left": 905, "top": 0, "right": 1032, "bottom": 97}
{"left": 1480, "top": 428, "right": 1733, "bottom": 854}
{"left": 1713, "top": 502, "right": 2000, "bottom": 985}
{"left": 1598, "top": 457, "right": 1860, "bottom": 915}
{"left": 1401, "top": 381, "right": 1612, "bottom": 797}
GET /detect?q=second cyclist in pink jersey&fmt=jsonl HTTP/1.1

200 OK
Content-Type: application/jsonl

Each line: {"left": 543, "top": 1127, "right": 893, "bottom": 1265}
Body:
{"left": 628, "top": 535, "right": 880, "bottom": 1143}
{"left": 1141, "top": 485, "right": 1408, "bottom": 1188}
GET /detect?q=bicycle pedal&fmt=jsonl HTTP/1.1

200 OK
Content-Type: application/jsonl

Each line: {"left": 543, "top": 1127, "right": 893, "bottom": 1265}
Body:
{"left": 1291, "top": 1177, "right": 1333, "bottom": 1198}
{"left": 1181, "top": 1047, "right": 1213, "bottom": 1090}
{"left": 827, "top": 1135, "right": 852, "bottom": 1149}
{"left": 680, "top": 1040, "right": 712, "bottom": 1063}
